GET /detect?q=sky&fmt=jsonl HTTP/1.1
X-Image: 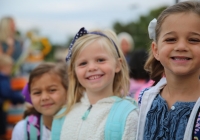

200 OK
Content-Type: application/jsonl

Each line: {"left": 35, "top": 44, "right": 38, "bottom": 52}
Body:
{"left": 0, "top": 0, "right": 187, "bottom": 45}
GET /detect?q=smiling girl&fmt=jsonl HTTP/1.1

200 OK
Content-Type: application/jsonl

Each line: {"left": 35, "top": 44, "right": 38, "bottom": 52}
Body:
{"left": 137, "top": 1, "right": 200, "bottom": 140}
{"left": 51, "top": 27, "right": 138, "bottom": 140}
{"left": 12, "top": 62, "right": 68, "bottom": 140}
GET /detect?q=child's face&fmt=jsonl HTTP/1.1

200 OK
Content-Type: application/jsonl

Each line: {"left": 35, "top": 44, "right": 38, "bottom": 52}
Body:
{"left": 0, "top": 64, "right": 13, "bottom": 76}
{"left": 74, "top": 40, "right": 121, "bottom": 97}
{"left": 152, "top": 12, "right": 200, "bottom": 76}
{"left": 30, "top": 73, "right": 67, "bottom": 117}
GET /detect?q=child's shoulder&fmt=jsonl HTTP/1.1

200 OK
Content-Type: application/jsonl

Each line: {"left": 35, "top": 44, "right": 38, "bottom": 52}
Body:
{"left": 126, "top": 102, "right": 139, "bottom": 120}
{"left": 138, "top": 88, "right": 151, "bottom": 106}
{"left": 104, "top": 97, "right": 138, "bottom": 140}
{"left": 12, "top": 119, "right": 26, "bottom": 139}
{"left": 138, "top": 77, "right": 167, "bottom": 106}
{"left": 109, "top": 97, "right": 139, "bottom": 120}
{"left": 14, "top": 119, "right": 26, "bottom": 129}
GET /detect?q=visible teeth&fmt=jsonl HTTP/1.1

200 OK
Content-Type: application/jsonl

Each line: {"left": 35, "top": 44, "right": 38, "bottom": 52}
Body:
{"left": 88, "top": 75, "right": 100, "bottom": 80}
{"left": 174, "top": 58, "right": 188, "bottom": 60}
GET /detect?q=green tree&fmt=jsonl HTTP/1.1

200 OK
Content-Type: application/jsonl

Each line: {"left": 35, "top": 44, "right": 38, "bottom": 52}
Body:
{"left": 113, "top": 6, "right": 167, "bottom": 50}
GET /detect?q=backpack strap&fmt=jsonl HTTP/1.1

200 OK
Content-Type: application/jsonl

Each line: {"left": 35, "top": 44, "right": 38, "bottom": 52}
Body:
{"left": 25, "top": 115, "right": 43, "bottom": 140}
{"left": 51, "top": 107, "right": 66, "bottom": 140}
{"left": 192, "top": 106, "right": 200, "bottom": 139}
{"left": 104, "top": 96, "right": 137, "bottom": 140}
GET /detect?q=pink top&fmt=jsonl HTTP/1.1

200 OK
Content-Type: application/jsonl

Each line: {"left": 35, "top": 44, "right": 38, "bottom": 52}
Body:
{"left": 129, "top": 79, "right": 154, "bottom": 101}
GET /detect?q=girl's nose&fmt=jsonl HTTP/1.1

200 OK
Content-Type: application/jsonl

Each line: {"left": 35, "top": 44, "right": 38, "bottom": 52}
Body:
{"left": 88, "top": 62, "right": 98, "bottom": 72}
{"left": 174, "top": 39, "right": 188, "bottom": 51}
{"left": 41, "top": 92, "right": 49, "bottom": 101}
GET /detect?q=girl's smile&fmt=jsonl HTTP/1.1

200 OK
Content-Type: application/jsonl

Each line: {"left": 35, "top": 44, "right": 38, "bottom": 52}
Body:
{"left": 153, "top": 12, "right": 200, "bottom": 76}
{"left": 86, "top": 74, "right": 104, "bottom": 80}
{"left": 30, "top": 73, "right": 67, "bottom": 117}
{"left": 75, "top": 40, "right": 120, "bottom": 97}
{"left": 41, "top": 103, "right": 54, "bottom": 108}
{"left": 171, "top": 56, "right": 191, "bottom": 64}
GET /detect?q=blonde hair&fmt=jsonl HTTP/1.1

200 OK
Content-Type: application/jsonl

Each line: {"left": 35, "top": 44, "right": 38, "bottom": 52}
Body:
{"left": 65, "top": 29, "right": 130, "bottom": 114}
{"left": 0, "top": 17, "right": 15, "bottom": 42}
{"left": 0, "top": 54, "right": 13, "bottom": 68}
{"left": 145, "top": 1, "right": 200, "bottom": 85}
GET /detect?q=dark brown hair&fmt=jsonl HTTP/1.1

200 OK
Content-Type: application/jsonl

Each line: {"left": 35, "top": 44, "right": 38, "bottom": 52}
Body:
{"left": 23, "top": 62, "right": 68, "bottom": 118}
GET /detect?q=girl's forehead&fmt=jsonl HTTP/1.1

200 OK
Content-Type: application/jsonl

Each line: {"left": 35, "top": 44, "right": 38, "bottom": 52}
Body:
{"left": 77, "top": 40, "right": 113, "bottom": 57}
{"left": 159, "top": 12, "right": 200, "bottom": 36}
{"left": 31, "top": 72, "right": 61, "bottom": 85}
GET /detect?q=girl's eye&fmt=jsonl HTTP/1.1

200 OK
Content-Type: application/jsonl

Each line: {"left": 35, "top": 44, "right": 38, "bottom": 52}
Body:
{"left": 79, "top": 62, "right": 87, "bottom": 66}
{"left": 97, "top": 58, "right": 105, "bottom": 62}
{"left": 32, "top": 91, "right": 41, "bottom": 95}
{"left": 189, "top": 38, "right": 200, "bottom": 43}
{"left": 165, "top": 38, "right": 176, "bottom": 42}
{"left": 50, "top": 89, "right": 57, "bottom": 92}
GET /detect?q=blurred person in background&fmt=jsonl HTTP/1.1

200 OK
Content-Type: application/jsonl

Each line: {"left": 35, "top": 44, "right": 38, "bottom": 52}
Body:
{"left": 0, "top": 54, "right": 24, "bottom": 139}
{"left": 118, "top": 32, "right": 134, "bottom": 63}
{"left": 0, "top": 16, "right": 23, "bottom": 62}
{"left": 128, "top": 49, "right": 153, "bottom": 101}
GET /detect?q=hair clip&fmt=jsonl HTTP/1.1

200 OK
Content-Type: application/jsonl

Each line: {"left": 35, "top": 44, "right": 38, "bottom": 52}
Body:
{"left": 66, "top": 27, "right": 88, "bottom": 62}
{"left": 148, "top": 18, "right": 157, "bottom": 41}
{"left": 65, "top": 27, "right": 120, "bottom": 62}
{"left": 22, "top": 84, "right": 32, "bottom": 104}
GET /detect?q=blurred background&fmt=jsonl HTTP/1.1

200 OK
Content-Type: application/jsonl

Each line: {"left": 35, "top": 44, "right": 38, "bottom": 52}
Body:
{"left": 0, "top": 0, "right": 188, "bottom": 139}
{"left": 0, "top": 0, "right": 187, "bottom": 50}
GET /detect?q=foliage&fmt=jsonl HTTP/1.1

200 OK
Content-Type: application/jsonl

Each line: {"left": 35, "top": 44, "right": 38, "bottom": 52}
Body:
{"left": 113, "top": 6, "right": 167, "bottom": 50}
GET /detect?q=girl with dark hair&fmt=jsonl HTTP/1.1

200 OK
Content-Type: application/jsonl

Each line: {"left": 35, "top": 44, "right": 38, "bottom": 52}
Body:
{"left": 12, "top": 62, "right": 68, "bottom": 140}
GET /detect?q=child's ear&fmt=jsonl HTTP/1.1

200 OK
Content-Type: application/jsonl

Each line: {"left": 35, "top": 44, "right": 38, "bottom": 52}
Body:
{"left": 152, "top": 41, "right": 160, "bottom": 61}
{"left": 115, "top": 58, "right": 122, "bottom": 73}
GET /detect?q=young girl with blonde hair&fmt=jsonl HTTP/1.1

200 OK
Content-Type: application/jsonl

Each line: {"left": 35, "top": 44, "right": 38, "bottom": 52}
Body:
{"left": 52, "top": 27, "right": 138, "bottom": 140}
{"left": 137, "top": 1, "right": 200, "bottom": 139}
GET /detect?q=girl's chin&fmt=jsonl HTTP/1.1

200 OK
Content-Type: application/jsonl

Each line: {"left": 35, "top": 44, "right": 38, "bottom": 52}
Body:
{"left": 42, "top": 113, "right": 55, "bottom": 117}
